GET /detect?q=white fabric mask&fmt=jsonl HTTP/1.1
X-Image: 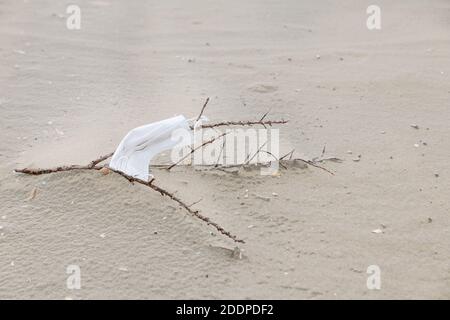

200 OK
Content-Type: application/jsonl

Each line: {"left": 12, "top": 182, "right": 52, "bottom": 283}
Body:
{"left": 109, "top": 115, "right": 192, "bottom": 181}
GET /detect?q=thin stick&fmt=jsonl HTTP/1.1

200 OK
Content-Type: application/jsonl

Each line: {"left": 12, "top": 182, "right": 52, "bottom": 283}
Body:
{"left": 258, "top": 110, "right": 270, "bottom": 128}
{"left": 196, "top": 97, "right": 210, "bottom": 123}
{"left": 245, "top": 141, "right": 267, "bottom": 165}
{"left": 190, "top": 97, "right": 210, "bottom": 129}
{"left": 294, "top": 158, "right": 335, "bottom": 175}
{"left": 215, "top": 138, "right": 226, "bottom": 167}
{"left": 200, "top": 119, "right": 288, "bottom": 129}
{"left": 320, "top": 144, "right": 326, "bottom": 158}
{"left": 88, "top": 152, "right": 114, "bottom": 168}
{"left": 93, "top": 167, "right": 244, "bottom": 242}
{"left": 279, "top": 149, "right": 295, "bottom": 161}
{"left": 14, "top": 165, "right": 103, "bottom": 175}
{"left": 187, "top": 198, "right": 203, "bottom": 208}
{"left": 167, "top": 132, "right": 228, "bottom": 170}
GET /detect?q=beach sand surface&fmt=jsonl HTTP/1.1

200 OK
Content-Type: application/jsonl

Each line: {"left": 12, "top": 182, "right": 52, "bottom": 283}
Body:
{"left": 0, "top": 0, "right": 449, "bottom": 299}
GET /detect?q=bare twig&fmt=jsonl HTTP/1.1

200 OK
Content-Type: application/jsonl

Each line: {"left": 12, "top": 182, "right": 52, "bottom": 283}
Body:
{"left": 293, "top": 158, "right": 335, "bottom": 175}
{"left": 15, "top": 161, "right": 244, "bottom": 243}
{"left": 200, "top": 119, "right": 288, "bottom": 129}
{"left": 320, "top": 144, "right": 326, "bottom": 158}
{"left": 258, "top": 110, "right": 271, "bottom": 128}
{"left": 259, "top": 110, "right": 270, "bottom": 122}
{"left": 99, "top": 168, "right": 244, "bottom": 242}
{"left": 167, "top": 132, "right": 228, "bottom": 170}
{"left": 279, "top": 149, "right": 295, "bottom": 161}
{"left": 215, "top": 139, "right": 226, "bottom": 167}
{"left": 14, "top": 165, "right": 103, "bottom": 175}
{"left": 148, "top": 181, "right": 244, "bottom": 243}
{"left": 190, "top": 97, "right": 210, "bottom": 129}
{"left": 187, "top": 198, "right": 203, "bottom": 208}
{"left": 88, "top": 152, "right": 114, "bottom": 168}
{"left": 196, "top": 97, "right": 210, "bottom": 123}
{"left": 245, "top": 141, "right": 268, "bottom": 165}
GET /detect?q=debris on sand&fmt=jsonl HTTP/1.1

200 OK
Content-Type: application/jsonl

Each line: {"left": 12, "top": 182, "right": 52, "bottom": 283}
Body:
{"left": 99, "top": 167, "right": 110, "bottom": 175}
{"left": 255, "top": 194, "right": 270, "bottom": 201}
{"left": 27, "top": 187, "right": 38, "bottom": 201}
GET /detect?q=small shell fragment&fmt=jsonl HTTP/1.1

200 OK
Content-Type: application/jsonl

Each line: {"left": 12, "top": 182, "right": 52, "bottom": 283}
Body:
{"left": 99, "top": 167, "right": 110, "bottom": 175}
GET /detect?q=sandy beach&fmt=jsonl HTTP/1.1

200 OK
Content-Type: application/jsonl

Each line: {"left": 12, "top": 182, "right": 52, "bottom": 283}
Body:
{"left": 0, "top": 0, "right": 449, "bottom": 299}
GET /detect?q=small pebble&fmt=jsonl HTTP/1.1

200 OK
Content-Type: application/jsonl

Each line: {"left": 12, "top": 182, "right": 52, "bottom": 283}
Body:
{"left": 372, "top": 229, "right": 383, "bottom": 234}
{"left": 100, "top": 233, "right": 106, "bottom": 238}
{"left": 410, "top": 124, "right": 419, "bottom": 129}
{"left": 256, "top": 195, "right": 270, "bottom": 201}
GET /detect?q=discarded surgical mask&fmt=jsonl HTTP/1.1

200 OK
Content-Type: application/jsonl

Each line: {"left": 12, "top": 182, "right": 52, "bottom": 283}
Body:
{"left": 109, "top": 115, "right": 193, "bottom": 181}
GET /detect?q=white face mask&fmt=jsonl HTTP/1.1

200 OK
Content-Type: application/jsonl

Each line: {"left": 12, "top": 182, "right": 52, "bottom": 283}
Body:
{"left": 109, "top": 115, "right": 193, "bottom": 181}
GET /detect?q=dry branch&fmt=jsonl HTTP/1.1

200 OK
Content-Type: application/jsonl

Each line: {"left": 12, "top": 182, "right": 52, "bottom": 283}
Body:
{"left": 14, "top": 165, "right": 103, "bottom": 175}
{"left": 200, "top": 119, "right": 288, "bottom": 129}
{"left": 12, "top": 100, "right": 320, "bottom": 245}
{"left": 15, "top": 155, "right": 245, "bottom": 243}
